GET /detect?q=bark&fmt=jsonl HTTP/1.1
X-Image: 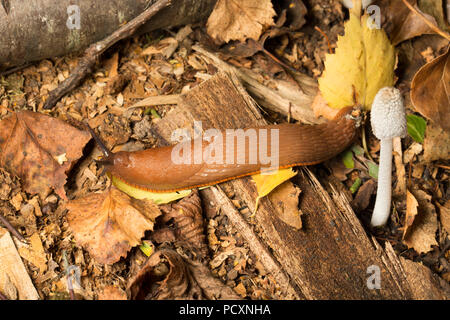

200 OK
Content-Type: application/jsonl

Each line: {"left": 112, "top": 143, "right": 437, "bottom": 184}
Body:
{"left": 0, "top": 0, "right": 216, "bottom": 69}
{"left": 150, "top": 72, "right": 450, "bottom": 299}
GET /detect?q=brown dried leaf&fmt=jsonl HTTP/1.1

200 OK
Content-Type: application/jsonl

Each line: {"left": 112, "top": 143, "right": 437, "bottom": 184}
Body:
{"left": 404, "top": 189, "right": 420, "bottom": 239}
{"left": 374, "top": 0, "right": 439, "bottom": 45}
{"left": 436, "top": 201, "right": 450, "bottom": 235}
{"left": 268, "top": 181, "right": 302, "bottom": 229}
{"left": 18, "top": 233, "right": 47, "bottom": 274}
{"left": 0, "top": 111, "right": 91, "bottom": 199}
{"left": 153, "top": 190, "right": 207, "bottom": 257}
{"left": 206, "top": 0, "right": 276, "bottom": 44}
{"left": 98, "top": 285, "right": 127, "bottom": 300}
{"left": 66, "top": 186, "right": 161, "bottom": 264}
{"left": 403, "top": 189, "right": 438, "bottom": 253}
{"left": 411, "top": 46, "right": 450, "bottom": 132}
{"left": 423, "top": 122, "right": 450, "bottom": 162}
{"left": 350, "top": 179, "right": 376, "bottom": 213}
{"left": 127, "top": 249, "right": 202, "bottom": 300}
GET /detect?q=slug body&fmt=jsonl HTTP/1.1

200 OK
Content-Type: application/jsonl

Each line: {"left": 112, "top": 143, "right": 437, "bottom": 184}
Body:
{"left": 100, "top": 107, "right": 358, "bottom": 192}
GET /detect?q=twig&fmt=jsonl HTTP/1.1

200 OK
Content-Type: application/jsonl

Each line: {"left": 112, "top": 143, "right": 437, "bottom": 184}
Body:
{"left": 400, "top": 0, "right": 450, "bottom": 41}
{"left": 0, "top": 212, "right": 27, "bottom": 243}
{"left": 0, "top": 62, "right": 32, "bottom": 77}
{"left": 43, "top": 0, "right": 171, "bottom": 110}
{"left": 314, "top": 26, "right": 332, "bottom": 54}
{"left": 361, "top": 125, "right": 374, "bottom": 162}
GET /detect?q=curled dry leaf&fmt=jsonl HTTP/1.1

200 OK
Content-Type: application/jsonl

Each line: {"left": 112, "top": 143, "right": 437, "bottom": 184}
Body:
{"left": 374, "top": 0, "right": 439, "bottom": 45}
{"left": 66, "top": 186, "right": 161, "bottom": 264}
{"left": 411, "top": 46, "right": 450, "bottom": 132}
{"left": 403, "top": 189, "right": 438, "bottom": 253}
{"left": 0, "top": 111, "right": 91, "bottom": 199}
{"left": 127, "top": 249, "right": 202, "bottom": 300}
{"left": 206, "top": 0, "right": 276, "bottom": 45}
{"left": 153, "top": 190, "right": 208, "bottom": 258}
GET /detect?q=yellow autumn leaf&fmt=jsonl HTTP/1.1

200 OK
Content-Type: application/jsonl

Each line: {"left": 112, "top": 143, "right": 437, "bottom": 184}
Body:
{"left": 110, "top": 174, "right": 192, "bottom": 205}
{"left": 252, "top": 168, "right": 298, "bottom": 213}
{"left": 318, "top": 9, "right": 395, "bottom": 110}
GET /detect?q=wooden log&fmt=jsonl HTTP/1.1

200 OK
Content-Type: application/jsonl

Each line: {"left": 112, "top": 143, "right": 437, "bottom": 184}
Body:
{"left": 150, "top": 72, "right": 450, "bottom": 299}
{"left": 0, "top": 0, "right": 216, "bottom": 69}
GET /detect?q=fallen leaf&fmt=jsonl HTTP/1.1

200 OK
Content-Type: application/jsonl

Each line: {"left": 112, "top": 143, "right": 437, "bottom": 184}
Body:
{"left": 268, "top": 181, "right": 302, "bottom": 229}
{"left": 403, "top": 142, "right": 423, "bottom": 163}
{"left": 318, "top": 9, "right": 395, "bottom": 110}
{"left": 66, "top": 186, "right": 161, "bottom": 264}
{"left": 374, "top": 0, "right": 439, "bottom": 45}
{"left": 423, "top": 122, "right": 450, "bottom": 162}
{"left": 234, "top": 282, "right": 247, "bottom": 297}
{"left": 18, "top": 233, "right": 47, "bottom": 274}
{"left": 403, "top": 189, "right": 438, "bottom": 253}
{"left": 110, "top": 173, "right": 192, "bottom": 204}
{"left": 404, "top": 189, "right": 420, "bottom": 239}
{"left": 417, "top": 0, "right": 450, "bottom": 32}
{"left": 127, "top": 249, "right": 202, "bottom": 300}
{"left": 98, "top": 285, "right": 127, "bottom": 300}
{"left": 411, "top": 46, "right": 450, "bottom": 131}
{"left": 436, "top": 201, "right": 450, "bottom": 234}
{"left": 206, "top": 0, "right": 276, "bottom": 44}
{"left": 350, "top": 179, "right": 376, "bottom": 213}
{"left": 252, "top": 168, "right": 297, "bottom": 213}
{"left": 0, "top": 111, "right": 91, "bottom": 199}
{"left": 406, "top": 114, "right": 427, "bottom": 143}
{"left": 153, "top": 190, "right": 208, "bottom": 257}
{"left": 342, "top": 149, "right": 355, "bottom": 169}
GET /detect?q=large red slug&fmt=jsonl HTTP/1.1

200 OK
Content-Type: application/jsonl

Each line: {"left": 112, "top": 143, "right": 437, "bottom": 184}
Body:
{"left": 92, "top": 107, "right": 359, "bottom": 193}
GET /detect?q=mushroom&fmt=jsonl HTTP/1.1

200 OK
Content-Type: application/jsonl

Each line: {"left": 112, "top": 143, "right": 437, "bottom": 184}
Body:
{"left": 370, "top": 87, "right": 407, "bottom": 227}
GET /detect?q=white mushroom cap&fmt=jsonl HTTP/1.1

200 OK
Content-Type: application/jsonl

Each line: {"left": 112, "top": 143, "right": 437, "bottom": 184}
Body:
{"left": 370, "top": 87, "right": 407, "bottom": 140}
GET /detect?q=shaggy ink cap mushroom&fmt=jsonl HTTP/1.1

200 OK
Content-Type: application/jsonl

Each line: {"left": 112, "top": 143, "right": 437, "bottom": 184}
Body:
{"left": 371, "top": 87, "right": 407, "bottom": 140}
{"left": 370, "top": 87, "right": 406, "bottom": 227}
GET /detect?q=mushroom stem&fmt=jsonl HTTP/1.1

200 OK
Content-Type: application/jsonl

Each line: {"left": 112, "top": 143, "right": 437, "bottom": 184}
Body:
{"left": 371, "top": 138, "right": 392, "bottom": 227}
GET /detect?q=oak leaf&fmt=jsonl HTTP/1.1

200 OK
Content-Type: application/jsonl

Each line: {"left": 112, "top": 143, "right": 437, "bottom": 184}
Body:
{"left": 206, "top": 0, "right": 276, "bottom": 44}
{"left": 0, "top": 111, "right": 90, "bottom": 200}
{"left": 66, "top": 186, "right": 161, "bottom": 264}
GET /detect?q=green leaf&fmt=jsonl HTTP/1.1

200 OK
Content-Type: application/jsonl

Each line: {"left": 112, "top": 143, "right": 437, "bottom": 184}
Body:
{"left": 350, "top": 178, "right": 362, "bottom": 194}
{"left": 407, "top": 114, "right": 426, "bottom": 143}
{"left": 351, "top": 144, "right": 364, "bottom": 157}
{"left": 342, "top": 150, "right": 355, "bottom": 169}
{"left": 139, "top": 241, "right": 154, "bottom": 257}
{"left": 367, "top": 161, "right": 379, "bottom": 180}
